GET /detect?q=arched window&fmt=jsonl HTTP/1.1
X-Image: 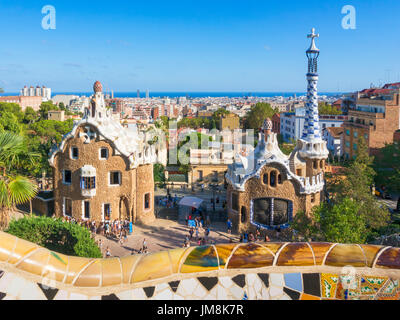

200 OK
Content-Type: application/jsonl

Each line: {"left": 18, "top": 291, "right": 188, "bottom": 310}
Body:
{"left": 262, "top": 173, "right": 268, "bottom": 185}
{"left": 313, "top": 160, "right": 318, "bottom": 169}
{"left": 278, "top": 174, "right": 282, "bottom": 184}
{"left": 241, "top": 206, "right": 247, "bottom": 223}
{"left": 270, "top": 171, "right": 277, "bottom": 187}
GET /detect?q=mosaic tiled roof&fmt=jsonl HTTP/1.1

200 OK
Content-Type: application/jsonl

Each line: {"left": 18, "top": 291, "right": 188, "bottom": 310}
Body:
{"left": 1, "top": 232, "right": 400, "bottom": 288}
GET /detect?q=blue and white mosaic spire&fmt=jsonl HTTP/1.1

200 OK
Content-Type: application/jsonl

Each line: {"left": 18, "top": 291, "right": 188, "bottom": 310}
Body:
{"left": 302, "top": 28, "right": 322, "bottom": 141}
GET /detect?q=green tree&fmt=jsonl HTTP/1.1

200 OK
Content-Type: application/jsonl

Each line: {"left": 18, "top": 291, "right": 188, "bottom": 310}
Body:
{"left": 0, "top": 132, "right": 38, "bottom": 229}
{"left": 0, "top": 112, "right": 22, "bottom": 133}
{"left": 294, "top": 198, "right": 367, "bottom": 243}
{"left": 337, "top": 137, "right": 390, "bottom": 231}
{"left": 292, "top": 198, "right": 367, "bottom": 243}
{"left": 375, "top": 138, "right": 400, "bottom": 211}
{"left": 23, "top": 106, "right": 38, "bottom": 124}
{"left": 39, "top": 101, "right": 59, "bottom": 120}
{"left": 7, "top": 216, "right": 102, "bottom": 258}
{"left": 244, "top": 102, "right": 278, "bottom": 130}
{"left": 318, "top": 102, "right": 342, "bottom": 115}
{"left": 154, "top": 164, "right": 165, "bottom": 183}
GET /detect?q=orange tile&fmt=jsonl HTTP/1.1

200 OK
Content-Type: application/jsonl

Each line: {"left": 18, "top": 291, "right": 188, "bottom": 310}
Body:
{"left": 359, "top": 244, "right": 383, "bottom": 267}
{"left": 0, "top": 232, "right": 18, "bottom": 262}
{"left": 375, "top": 247, "right": 400, "bottom": 269}
{"left": 131, "top": 251, "right": 172, "bottom": 282}
{"left": 325, "top": 244, "right": 366, "bottom": 267}
{"left": 168, "top": 248, "right": 188, "bottom": 273}
{"left": 120, "top": 255, "right": 141, "bottom": 284}
{"left": 276, "top": 243, "right": 315, "bottom": 266}
{"left": 65, "top": 256, "right": 93, "bottom": 284}
{"left": 74, "top": 260, "right": 102, "bottom": 287}
{"left": 8, "top": 237, "right": 39, "bottom": 265}
{"left": 227, "top": 243, "right": 274, "bottom": 269}
{"left": 101, "top": 258, "right": 122, "bottom": 286}
{"left": 42, "top": 251, "right": 69, "bottom": 283}
{"left": 301, "top": 293, "right": 321, "bottom": 300}
{"left": 17, "top": 248, "right": 50, "bottom": 276}
{"left": 309, "top": 243, "right": 333, "bottom": 265}
{"left": 214, "top": 243, "right": 238, "bottom": 268}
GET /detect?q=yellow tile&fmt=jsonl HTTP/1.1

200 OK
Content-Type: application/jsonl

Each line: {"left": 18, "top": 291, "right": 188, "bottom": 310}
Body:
{"left": 277, "top": 243, "right": 315, "bottom": 266}
{"left": 131, "top": 251, "right": 172, "bottom": 283}
{"left": 65, "top": 256, "right": 93, "bottom": 284}
{"left": 215, "top": 243, "right": 238, "bottom": 268}
{"left": 17, "top": 248, "right": 50, "bottom": 276}
{"left": 359, "top": 244, "right": 383, "bottom": 267}
{"left": 261, "top": 243, "right": 284, "bottom": 255}
{"left": 8, "top": 237, "right": 39, "bottom": 264}
{"left": 309, "top": 243, "right": 334, "bottom": 265}
{"left": 168, "top": 248, "right": 187, "bottom": 273}
{"left": 0, "top": 232, "right": 17, "bottom": 262}
{"left": 42, "top": 251, "right": 69, "bottom": 283}
{"left": 227, "top": 243, "right": 274, "bottom": 269}
{"left": 180, "top": 246, "right": 219, "bottom": 273}
{"left": 101, "top": 258, "right": 122, "bottom": 286}
{"left": 325, "top": 244, "right": 366, "bottom": 267}
{"left": 74, "top": 260, "right": 102, "bottom": 287}
{"left": 120, "top": 255, "right": 142, "bottom": 284}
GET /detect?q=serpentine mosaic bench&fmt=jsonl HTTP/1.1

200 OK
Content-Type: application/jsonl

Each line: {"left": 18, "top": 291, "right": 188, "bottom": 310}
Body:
{"left": 0, "top": 231, "right": 400, "bottom": 300}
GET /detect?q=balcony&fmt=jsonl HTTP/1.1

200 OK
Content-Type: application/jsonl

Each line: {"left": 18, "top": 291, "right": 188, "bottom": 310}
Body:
{"left": 80, "top": 165, "right": 96, "bottom": 198}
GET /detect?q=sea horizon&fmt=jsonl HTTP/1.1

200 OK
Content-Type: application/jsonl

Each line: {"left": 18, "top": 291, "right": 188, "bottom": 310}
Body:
{"left": 0, "top": 91, "right": 344, "bottom": 99}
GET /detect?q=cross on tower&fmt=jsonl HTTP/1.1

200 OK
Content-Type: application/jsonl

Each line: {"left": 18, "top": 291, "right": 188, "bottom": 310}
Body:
{"left": 307, "top": 28, "right": 319, "bottom": 51}
{"left": 308, "top": 28, "right": 319, "bottom": 41}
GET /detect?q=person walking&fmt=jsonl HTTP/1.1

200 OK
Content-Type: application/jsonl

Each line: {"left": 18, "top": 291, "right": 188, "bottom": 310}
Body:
{"left": 227, "top": 219, "right": 232, "bottom": 234}
{"left": 105, "top": 247, "right": 111, "bottom": 258}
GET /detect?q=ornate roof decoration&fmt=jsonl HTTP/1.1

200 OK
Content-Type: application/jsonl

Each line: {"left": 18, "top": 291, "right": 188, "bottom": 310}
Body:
{"left": 49, "top": 81, "right": 157, "bottom": 169}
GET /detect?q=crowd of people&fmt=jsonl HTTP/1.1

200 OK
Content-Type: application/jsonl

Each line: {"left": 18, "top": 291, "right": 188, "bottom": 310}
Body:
{"left": 60, "top": 216, "right": 134, "bottom": 257}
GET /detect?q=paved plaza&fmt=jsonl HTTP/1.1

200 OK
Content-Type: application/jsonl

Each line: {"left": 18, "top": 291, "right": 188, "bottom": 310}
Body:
{"left": 94, "top": 218, "right": 238, "bottom": 258}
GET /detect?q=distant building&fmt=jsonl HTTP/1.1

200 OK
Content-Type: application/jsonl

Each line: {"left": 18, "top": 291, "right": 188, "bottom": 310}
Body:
{"left": 342, "top": 90, "right": 400, "bottom": 158}
{"left": 281, "top": 107, "right": 346, "bottom": 142}
{"left": 20, "top": 85, "right": 51, "bottom": 101}
{"left": 48, "top": 110, "right": 65, "bottom": 121}
{"left": 323, "top": 127, "right": 344, "bottom": 157}
{"left": 0, "top": 96, "right": 42, "bottom": 111}
{"left": 219, "top": 113, "right": 240, "bottom": 130}
{"left": 52, "top": 95, "right": 79, "bottom": 107}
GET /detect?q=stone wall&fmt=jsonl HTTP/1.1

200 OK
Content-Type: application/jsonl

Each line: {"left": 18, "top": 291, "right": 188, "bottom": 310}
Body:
{"left": 0, "top": 232, "right": 400, "bottom": 300}
{"left": 52, "top": 124, "right": 153, "bottom": 223}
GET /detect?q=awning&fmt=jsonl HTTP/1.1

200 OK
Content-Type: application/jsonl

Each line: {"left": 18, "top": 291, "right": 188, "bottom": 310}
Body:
{"left": 178, "top": 197, "right": 204, "bottom": 209}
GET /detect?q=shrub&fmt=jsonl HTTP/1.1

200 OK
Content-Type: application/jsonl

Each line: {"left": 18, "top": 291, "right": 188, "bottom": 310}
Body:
{"left": 6, "top": 216, "right": 102, "bottom": 258}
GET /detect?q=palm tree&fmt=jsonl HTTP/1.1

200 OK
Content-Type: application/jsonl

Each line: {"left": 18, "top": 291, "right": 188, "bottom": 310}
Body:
{"left": 0, "top": 132, "right": 38, "bottom": 229}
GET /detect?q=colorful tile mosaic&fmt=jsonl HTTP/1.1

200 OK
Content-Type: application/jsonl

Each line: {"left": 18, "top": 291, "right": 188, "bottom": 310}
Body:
{"left": 0, "top": 232, "right": 400, "bottom": 300}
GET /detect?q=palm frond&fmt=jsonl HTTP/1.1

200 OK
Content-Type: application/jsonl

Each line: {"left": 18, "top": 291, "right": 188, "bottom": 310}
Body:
{"left": 7, "top": 176, "right": 38, "bottom": 206}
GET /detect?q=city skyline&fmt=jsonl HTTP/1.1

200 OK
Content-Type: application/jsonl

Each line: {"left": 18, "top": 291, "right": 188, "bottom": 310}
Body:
{"left": 0, "top": 0, "right": 399, "bottom": 93}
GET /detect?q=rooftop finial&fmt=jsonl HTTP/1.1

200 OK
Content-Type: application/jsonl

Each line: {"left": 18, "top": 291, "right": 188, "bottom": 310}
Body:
{"left": 307, "top": 28, "right": 319, "bottom": 52}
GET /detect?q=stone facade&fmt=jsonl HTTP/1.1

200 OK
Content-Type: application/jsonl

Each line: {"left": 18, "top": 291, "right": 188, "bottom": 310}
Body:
{"left": 49, "top": 81, "right": 157, "bottom": 224}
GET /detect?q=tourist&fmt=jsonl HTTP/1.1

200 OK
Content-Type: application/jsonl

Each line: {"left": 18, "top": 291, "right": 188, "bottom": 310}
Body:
{"left": 106, "top": 247, "right": 111, "bottom": 258}
{"left": 142, "top": 238, "right": 147, "bottom": 252}
{"left": 255, "top": 229, "right": 261, "bottom": 241}
{"left": 189, "top": 227, "right": 194, "bottom": 239}
{"left": 227, "top": 219, "right": 232, "bottom": 234}
{"left": 249, "top": 232, "right": 255, "bottom": 242}
{"left": 264, "top": 235, "right": 271, "bottom": 242}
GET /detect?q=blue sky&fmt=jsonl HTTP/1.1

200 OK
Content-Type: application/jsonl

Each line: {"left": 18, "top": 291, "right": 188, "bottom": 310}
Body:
{"left": 0, "top": 0, "right": 399, "bottom": 92}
